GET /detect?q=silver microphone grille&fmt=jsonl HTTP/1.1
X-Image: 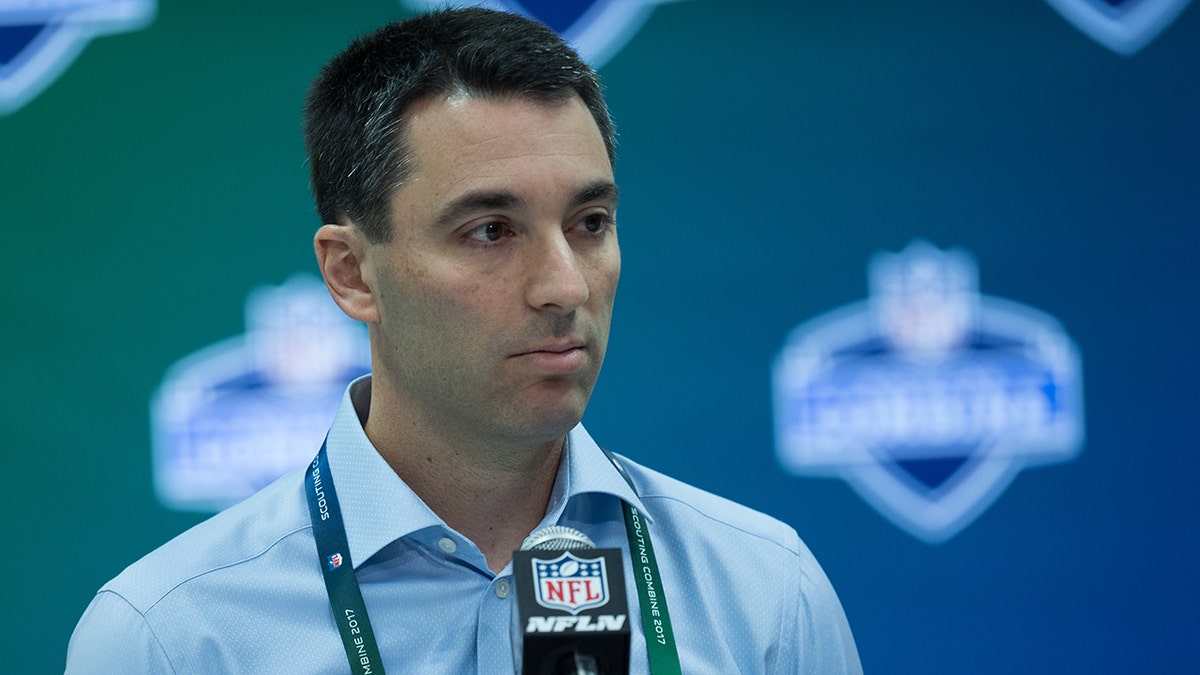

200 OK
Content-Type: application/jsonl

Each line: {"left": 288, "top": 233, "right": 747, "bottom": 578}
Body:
{"left": 520, "top": 525, "right": 597, "bottom": 551}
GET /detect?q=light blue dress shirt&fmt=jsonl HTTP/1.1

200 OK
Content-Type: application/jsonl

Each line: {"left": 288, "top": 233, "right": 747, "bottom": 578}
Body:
{"left": 67, "top": 378, "right": 860, "bottom": 673}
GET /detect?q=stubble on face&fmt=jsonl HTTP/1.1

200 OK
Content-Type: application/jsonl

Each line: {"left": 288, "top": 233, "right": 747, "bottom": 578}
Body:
{"left": 362, "top": 93, "right": 620, "bottom": 463}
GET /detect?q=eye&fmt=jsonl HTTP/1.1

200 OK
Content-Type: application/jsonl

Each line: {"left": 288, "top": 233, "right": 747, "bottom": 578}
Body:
{"left": 463, "top": 220, "right": 512, "bottom": 245}
{"left": 578, "top": 212, "right": 613, "bottom": 235}
{"left": 480, "top": 222, "right": 504, "bottom": 241}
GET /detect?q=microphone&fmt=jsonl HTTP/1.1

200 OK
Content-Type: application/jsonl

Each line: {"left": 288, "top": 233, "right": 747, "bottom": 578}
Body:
{"left": 512, "top": 526, "right": 631, "bottom": 675}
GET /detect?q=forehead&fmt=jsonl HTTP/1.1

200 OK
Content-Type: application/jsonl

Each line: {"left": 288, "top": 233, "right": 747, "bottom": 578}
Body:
{"left": 399, "top": 93, "right": 613, "bottom": 198}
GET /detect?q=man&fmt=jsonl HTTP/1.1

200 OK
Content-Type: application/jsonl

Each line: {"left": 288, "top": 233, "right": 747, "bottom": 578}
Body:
{"left": 67, "top": 8, "right": 860, "bottom": 673}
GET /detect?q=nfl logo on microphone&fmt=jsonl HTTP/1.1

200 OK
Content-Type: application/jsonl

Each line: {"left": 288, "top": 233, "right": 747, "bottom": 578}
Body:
{"left": 513, "top": 545, "right": 630, "bottom": 673}
{"left": 533, "top": 552, "right": 609, "bottom": 614}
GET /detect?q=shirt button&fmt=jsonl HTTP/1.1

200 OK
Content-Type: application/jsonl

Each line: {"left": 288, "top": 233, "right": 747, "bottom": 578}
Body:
{"left": 495, "top": 578, "right": 511, "bottom": 599}
{"left": 438, "top": 537, "right": 457, "bottom": 554}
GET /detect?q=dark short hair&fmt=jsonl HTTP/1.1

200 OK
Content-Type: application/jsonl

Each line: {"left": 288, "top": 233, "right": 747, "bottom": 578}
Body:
{"left": 302, "top": 7, "right": 615, "bottom": 243}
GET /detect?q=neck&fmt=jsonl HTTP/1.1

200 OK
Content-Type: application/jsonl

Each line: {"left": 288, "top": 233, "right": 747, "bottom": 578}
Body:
{"left": 362, "top": 383, "right": 565, "bottom": 573}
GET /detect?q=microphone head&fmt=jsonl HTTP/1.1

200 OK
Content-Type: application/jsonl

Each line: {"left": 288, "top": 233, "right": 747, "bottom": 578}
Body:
{"left": 520, "top": 526, "right": 597, "bottom": 552}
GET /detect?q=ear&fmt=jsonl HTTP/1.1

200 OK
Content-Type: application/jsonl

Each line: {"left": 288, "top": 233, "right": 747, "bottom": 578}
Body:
{"left": 314, "top": 223, "right": 380, "bottom": 324}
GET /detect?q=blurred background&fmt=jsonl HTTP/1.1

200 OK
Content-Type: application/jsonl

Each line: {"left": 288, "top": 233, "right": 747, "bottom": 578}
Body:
{"left": 3, "top": 1, "right": 1197, "bottom": 672}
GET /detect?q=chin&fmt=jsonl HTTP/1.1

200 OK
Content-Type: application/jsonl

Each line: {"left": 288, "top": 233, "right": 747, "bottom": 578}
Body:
{"left": 511, "top": 398, "right": 588, "bottom": 443}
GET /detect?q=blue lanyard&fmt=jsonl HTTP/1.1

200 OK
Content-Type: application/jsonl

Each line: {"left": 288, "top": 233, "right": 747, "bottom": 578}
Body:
{"left": 305, "top": 440, "right": 682, "bottom": 674}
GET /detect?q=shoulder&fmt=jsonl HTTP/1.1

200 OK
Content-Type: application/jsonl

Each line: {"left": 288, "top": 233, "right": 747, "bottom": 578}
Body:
{"left": 67, "top": 466, "right": 343, "bottom": 672}
{"left": 614, "top": 452, "right": 837, "bottom": 593}
{"left": 614, "top": 454, "right": 862, "bottom": 673}
{"left": 98, "top": 465, "right": 312, "bottom": 613}
{"left": 616, "top": 453, "right": 803, "bottom": 554}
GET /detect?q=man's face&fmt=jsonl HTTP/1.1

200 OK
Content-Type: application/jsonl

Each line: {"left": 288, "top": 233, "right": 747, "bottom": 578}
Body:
{"left": 364, "top": 93, "right": 620, "bottom": 449}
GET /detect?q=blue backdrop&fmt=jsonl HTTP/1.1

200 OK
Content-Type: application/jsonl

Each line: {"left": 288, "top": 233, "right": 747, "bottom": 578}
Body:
{"left": 2, "top": 1, "right": 1197, "bottom": 672}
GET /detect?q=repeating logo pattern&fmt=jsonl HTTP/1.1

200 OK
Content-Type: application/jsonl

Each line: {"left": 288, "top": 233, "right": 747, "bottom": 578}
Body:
{"left": 533, "top": 551, "right": 610, "bottom": 614}
{"left": 0, "top": 0, "right": 155, "bottom": 114}
{"left": 773, "top": 241, "right": 1085, "bottom": 543}
{"left": 3, "top": 0, "right": 1187, "bottom": 116}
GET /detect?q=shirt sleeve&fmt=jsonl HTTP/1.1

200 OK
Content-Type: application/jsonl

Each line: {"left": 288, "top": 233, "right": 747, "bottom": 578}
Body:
{"left": 65, "top": 590, "right": 177, "bottom": 674}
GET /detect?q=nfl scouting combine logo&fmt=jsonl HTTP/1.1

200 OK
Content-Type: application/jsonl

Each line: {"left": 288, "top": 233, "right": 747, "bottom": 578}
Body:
{"left": 403, "top": 0, "right": 685, "bottom": 66}
{"left": 151, "top": 275, "right": 370, "bottom": 512}
{"left": 772, "top": 241, "right": 1085, "bottom": 543}
{"left": 1044, "top": 0, "right": 1191, "bottom": 54}
{"left": 0, "top": 0, "right": 155, "bottom": 114}
{"left": 533, "top": 551, "right": 610, "bottom": 614}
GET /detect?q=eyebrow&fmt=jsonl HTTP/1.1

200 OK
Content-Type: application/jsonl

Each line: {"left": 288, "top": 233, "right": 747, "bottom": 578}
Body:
{"left": 572, "top": 181, "right": 619, "bottom": 209}
{"left": 434, "top": 191, "right": 523, "bottom": 229}
{"left": 433, "top": 181, "right": 619, "bottom": 229}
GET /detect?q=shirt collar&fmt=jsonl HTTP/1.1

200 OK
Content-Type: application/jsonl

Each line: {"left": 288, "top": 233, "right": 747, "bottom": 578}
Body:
{"left": 324, "top": 376, "right": 648, "bottom": 569}
{"left": 323, "top": 377, "right": 444, "bottom": 568}
{"left": 556, "top": 422, "right": 649, "bottom": 524}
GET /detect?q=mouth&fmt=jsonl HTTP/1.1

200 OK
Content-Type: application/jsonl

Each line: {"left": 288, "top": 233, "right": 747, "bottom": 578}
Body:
{"left": 511, "top": 340, "right": 589, "bottom": 374}
{"left": 513, "top": 339, "right": 587, "bottom": 356}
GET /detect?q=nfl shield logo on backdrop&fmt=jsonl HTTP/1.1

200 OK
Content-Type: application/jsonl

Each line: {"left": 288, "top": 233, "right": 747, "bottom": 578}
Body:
{"left": 403, "top": 0, "right": 683, "bottom": 66}
{"left": 151, "top": 275, "right": 371, "bottom": 512}
{"left": 772, "top": 241, "right": 1085, "bottom": 543}
{"left": 1044, "top": 0, "right": 1192, "bottom": 54}
{"left": 0, "top": 0, "right": 155, "bottom": 114}
{"left": 533, "top": 551, "right": 610, "bottom": 614}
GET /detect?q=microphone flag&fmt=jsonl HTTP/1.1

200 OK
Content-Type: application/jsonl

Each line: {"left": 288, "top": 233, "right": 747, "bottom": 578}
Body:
{"left": 513, "top": 547, "right": 631, "bottom": 674}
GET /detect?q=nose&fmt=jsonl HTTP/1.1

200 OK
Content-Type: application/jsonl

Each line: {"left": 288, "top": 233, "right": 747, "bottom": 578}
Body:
{"left": 526, "top": 231, "right": 589, "bottom": 312}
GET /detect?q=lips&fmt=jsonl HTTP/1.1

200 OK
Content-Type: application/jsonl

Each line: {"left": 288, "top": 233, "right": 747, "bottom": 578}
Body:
{"left": 513, "top": 339, "right": 586, "bottom": 357}
{"left": 511, "top": 340, "right": 588, "bottom": 374}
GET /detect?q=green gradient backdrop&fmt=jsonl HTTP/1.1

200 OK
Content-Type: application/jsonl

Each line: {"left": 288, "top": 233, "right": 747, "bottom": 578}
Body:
{"left": 2, "top": 1, "right": 1197, "bottom": 672}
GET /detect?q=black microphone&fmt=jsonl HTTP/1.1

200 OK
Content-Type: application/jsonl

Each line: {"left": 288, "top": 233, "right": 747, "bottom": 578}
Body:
{"left": 512, "top": 526, "right": 631, "bottom": 675}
